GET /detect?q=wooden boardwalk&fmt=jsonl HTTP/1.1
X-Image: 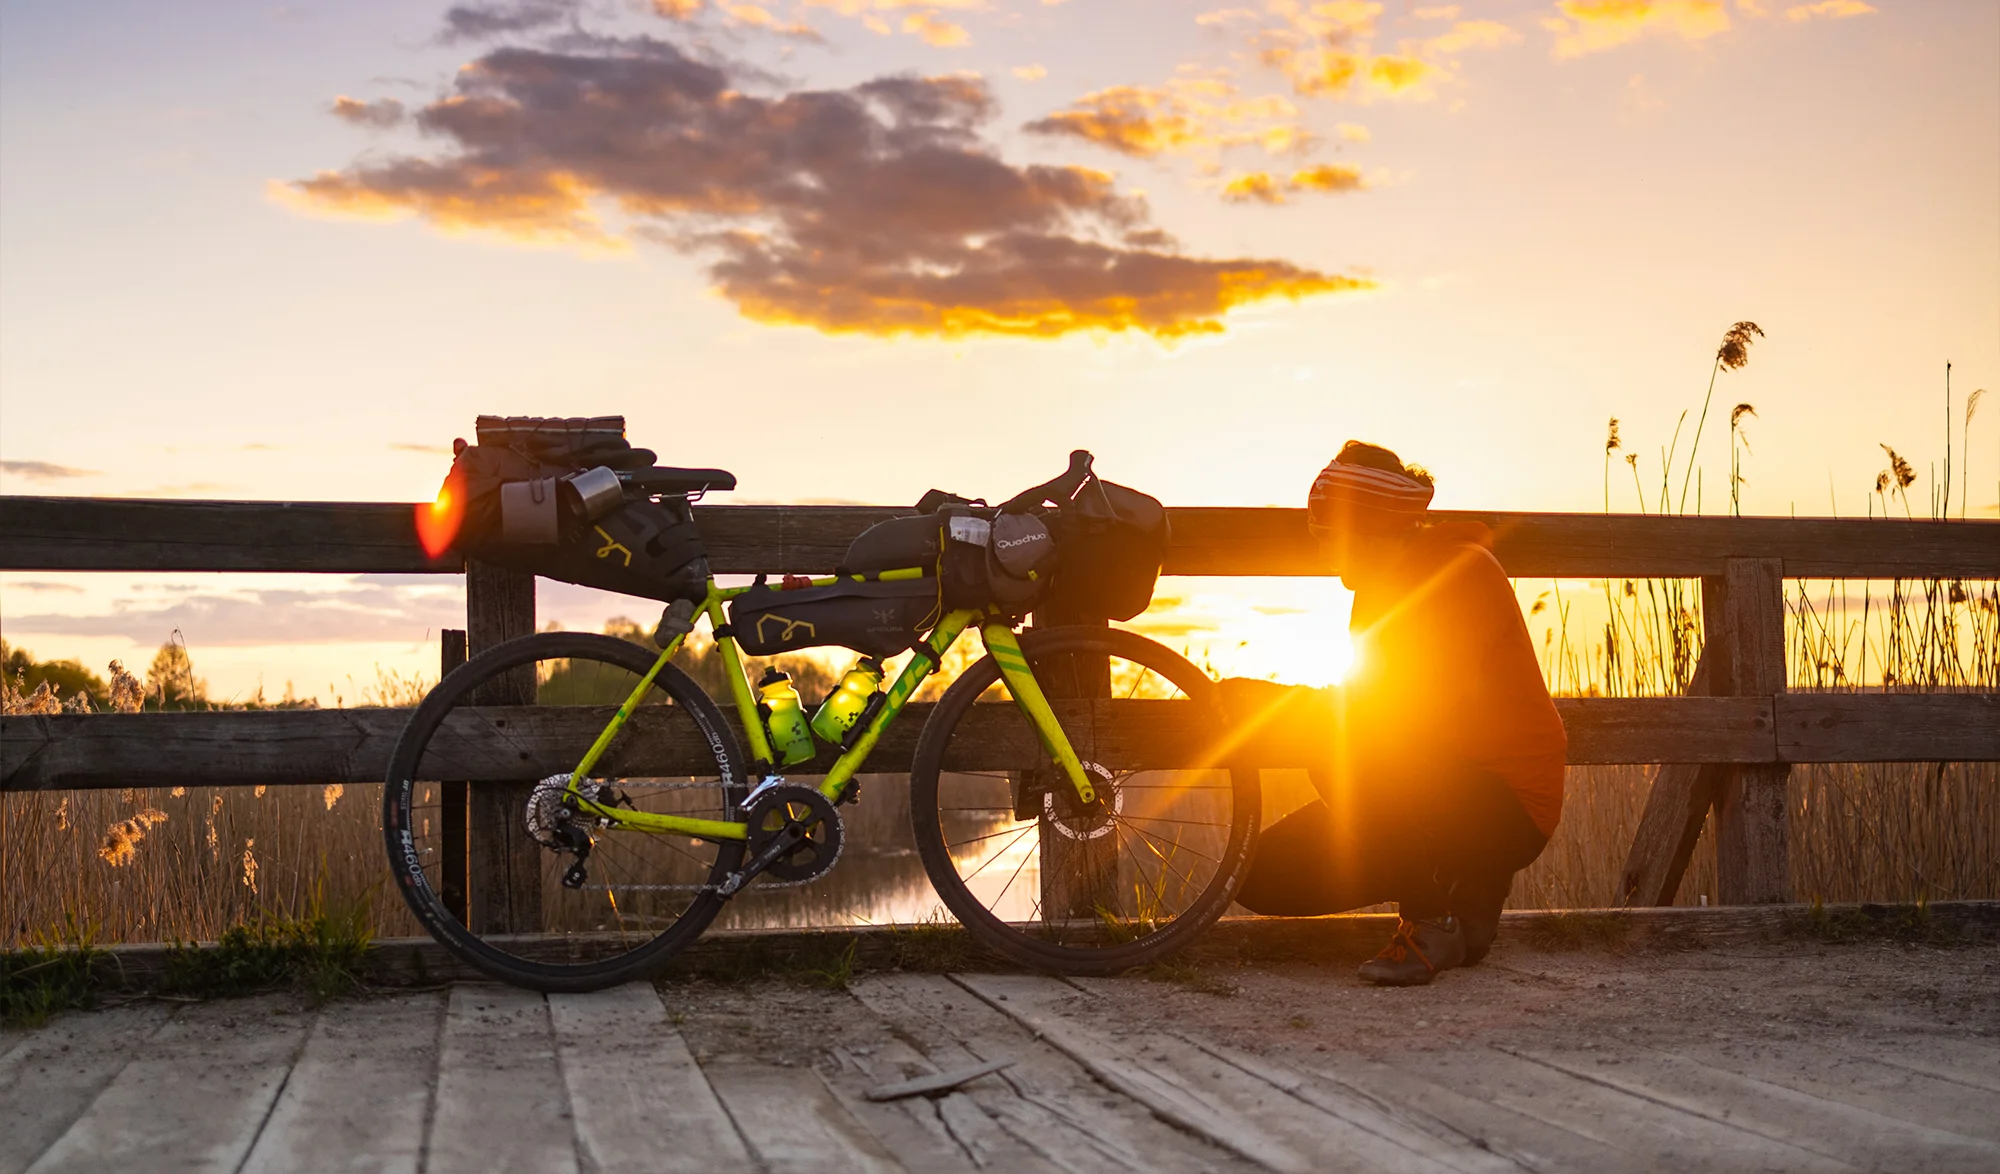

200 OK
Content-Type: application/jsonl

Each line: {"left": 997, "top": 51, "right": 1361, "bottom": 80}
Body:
{"left": 4, "top": 941, "right": 1996, "bottom": 1173}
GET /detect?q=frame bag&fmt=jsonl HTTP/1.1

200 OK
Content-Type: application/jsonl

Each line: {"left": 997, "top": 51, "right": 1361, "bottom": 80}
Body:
{"left": 1045, "top": 479, "right": 1168, "bottom": 621}
{"left": 729, "top": 577, "right": 940, "bottom": 659}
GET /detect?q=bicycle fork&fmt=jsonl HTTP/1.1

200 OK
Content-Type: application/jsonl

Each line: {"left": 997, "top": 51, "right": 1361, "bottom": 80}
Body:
{"left": 981, "top": 623, "right": 1098, "bottom": 806}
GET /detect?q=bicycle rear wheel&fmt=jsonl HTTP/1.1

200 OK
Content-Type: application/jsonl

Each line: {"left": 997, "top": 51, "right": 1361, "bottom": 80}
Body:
{"left": 382, "top": 632, "right": 746, "bottom": 991}
{"left": 908, "top": 626, "right": 1257, "bottom": 973}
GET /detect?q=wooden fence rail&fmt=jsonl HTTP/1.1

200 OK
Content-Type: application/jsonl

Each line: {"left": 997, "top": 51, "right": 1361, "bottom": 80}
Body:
{"left": 4, "top": 495, "right": 1997, "bottom": 913}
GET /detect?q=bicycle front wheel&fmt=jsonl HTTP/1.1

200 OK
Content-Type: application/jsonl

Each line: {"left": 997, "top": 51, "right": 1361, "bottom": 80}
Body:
{"left": 383, "top": 632, "right": 747, "bottom": 991}
{"left": 909, "top": 626, "right": 1257, "bottom": 973}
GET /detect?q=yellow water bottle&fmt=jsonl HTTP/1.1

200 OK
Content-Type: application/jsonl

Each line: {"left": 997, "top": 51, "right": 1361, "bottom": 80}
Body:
{"left": 757, "top": 669, "right": 815, "bottom": 766}
{"left": 811, "top": 657, "right": 885, "bottom": 746}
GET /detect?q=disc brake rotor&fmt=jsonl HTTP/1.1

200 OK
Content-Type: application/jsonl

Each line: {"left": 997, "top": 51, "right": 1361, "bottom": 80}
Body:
{"left": 1044, "top": 761, "right": 1121, "bottom": 841}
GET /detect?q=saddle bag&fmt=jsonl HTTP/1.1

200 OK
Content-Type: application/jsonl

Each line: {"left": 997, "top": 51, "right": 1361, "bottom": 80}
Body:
{"left": 1044, "top": 480, "right": 1168, "bottom": 621}
{"left": 433, "top": 417, "right": 709, "bottom": 603}
{"left": 729, "top": 577, "right": 940, "bottom": 659}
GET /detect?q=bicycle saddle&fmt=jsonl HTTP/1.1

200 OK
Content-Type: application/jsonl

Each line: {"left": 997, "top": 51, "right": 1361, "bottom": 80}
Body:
{"left": 621, "top": 466, "right": 737, "bottom": 494}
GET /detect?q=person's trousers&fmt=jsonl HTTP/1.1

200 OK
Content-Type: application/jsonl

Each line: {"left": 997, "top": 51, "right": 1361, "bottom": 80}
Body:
{"left": 1234, "top": 759, "right": 1549, "bottom": 925}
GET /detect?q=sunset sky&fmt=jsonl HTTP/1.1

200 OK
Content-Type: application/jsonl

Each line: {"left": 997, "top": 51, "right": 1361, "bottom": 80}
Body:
{"left": 2, "top": 0, "right": 1995, "bottom": 700}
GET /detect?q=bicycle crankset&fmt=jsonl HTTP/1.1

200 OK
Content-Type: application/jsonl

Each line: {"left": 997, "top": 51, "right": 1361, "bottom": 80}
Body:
{"left": 729, "top": 783, "right": 843, "bottom": 893}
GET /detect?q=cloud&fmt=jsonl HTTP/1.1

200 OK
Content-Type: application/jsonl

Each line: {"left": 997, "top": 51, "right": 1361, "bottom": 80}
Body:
{"left": 330, "top": 96, "right": 406, "bottom": 129}
{"left": 1012, "top": 64, "right": 1047, "bottom": 81}
{"left": 5, "top": 581, "right": 85, "bottom": 594}
{"left": 5, "top": 577, "right": 465, "bottom": 647}
{"left": 1222, "top": 163, "right": 1364, "bottom": 204}
{"left": 390, "top": 442, "right": 453, "bottom": 455}
{"left": 1, "top": 460, "right": 99, "bottom": 480}
{"left": 1544, "top": 0, "right": 1731, "bottom": 58}
{"left": 902, "top": 11, "right": 971, "bottom": 46}
{"left": 1784, "top": 0, "right": 1874, "bottom": 20}
{"left": 1026, "top": 78, "right": 1312, "bottom": 159}
{"left": 439, "top": 1, "right": 576, "bottom": 43}
{"left": 283, "top": 37, "right": 1367, "bottom": 339}
{"left": 1248, "top": 3, "right": 1518, "bottom": 99}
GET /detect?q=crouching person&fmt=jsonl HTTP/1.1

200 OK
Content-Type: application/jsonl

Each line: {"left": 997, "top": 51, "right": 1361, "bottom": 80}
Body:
{"left": 1225, "top": 442, "right": 1567, "bottom": 986}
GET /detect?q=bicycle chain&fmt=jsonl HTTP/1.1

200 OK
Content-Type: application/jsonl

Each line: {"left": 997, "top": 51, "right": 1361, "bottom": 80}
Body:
{"left": 557, "top": 780, "right": 827, "bottom": 893}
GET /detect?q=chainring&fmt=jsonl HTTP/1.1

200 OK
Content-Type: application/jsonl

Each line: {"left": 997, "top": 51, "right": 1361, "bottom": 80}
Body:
{"left": 743, "top": 783, "right": 844, "bottom": 883}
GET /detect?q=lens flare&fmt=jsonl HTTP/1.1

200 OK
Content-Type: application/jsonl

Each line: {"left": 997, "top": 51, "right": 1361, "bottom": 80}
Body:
{"left": 414, "top": 477, "right": 465, "bottom": 558}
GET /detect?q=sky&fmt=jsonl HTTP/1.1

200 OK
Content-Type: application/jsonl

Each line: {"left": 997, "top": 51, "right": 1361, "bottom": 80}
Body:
{"left": 2, "top": 0, "right": 1996, "bottom": 701}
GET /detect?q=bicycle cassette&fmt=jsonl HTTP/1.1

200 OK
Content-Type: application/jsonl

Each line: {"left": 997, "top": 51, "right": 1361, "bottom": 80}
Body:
{"left": 742, "top": 783, "right": 844, "bottom": 884}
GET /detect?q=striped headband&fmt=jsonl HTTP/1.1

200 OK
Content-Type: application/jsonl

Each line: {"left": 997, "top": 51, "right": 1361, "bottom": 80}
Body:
{"left": 1307, "top": 460, "right": 1434, "bottom": 534}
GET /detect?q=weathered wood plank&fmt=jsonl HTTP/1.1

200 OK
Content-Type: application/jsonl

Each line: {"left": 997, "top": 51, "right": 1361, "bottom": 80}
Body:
{"left": 956, "top": 973, "right": 1445, "bottom": 1174}
{"left": 848, "top": 973, "right": 1259, "bottom": 1174}
{"left": 427, "top": 985, "right": 578, "bottom": 1174}
{"left": 465, "top": 561, "right": 539, "bottom": 936}
{"left": 0, "top": 1003, "right": 172, "bottom": 1173}
{"left": 1713, "top": 558, "right": 1791, "bottom": 905}
{"left": 1672, "top": 1036, "right": 2000, "bottom": 1144}
{"left": 24, "top": 994, "right": 309, "bottom": 1174}
{"left": 547, "top": 984, "right": 754, "bottom": 1174}
{"left": 7, "top": 495, "right": 1998, "bottom": 579}
{"left": 1511, "top": 1044, "right": 2000, "bottom": 1172}
{"left": 700, "top": 1062, "right": 906, "bottom": 1174}
{"left": 21, "top": 691, "right": 1953, "bottom": 795}
{"left": 1775, "top": 693, "right": 2000, "bottom": 762}
{"left": 238, "top": 993, "right": 442, "bottom": 1174}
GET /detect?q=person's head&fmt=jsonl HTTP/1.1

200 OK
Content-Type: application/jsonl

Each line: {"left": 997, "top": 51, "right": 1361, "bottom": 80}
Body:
{"left": 1306, "top": 441, "right": 1434, "bottom": 588}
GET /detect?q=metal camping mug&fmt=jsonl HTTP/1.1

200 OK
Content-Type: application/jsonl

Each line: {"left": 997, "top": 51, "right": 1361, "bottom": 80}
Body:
{"left": 499, "top": 477, "right": 561, "bottom": 544}
{"left": 564, "top": 465, "right": 624, "bottom": 521}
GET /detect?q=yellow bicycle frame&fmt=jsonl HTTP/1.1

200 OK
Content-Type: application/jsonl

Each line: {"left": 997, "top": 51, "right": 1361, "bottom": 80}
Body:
{"left": 555, "top": 570, "right": 1094, "bottom": 842}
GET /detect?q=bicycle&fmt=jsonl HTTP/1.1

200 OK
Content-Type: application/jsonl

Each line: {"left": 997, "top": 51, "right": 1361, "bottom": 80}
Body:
{"left": 383, "top": 453, "right": 1259, "bottom": 991}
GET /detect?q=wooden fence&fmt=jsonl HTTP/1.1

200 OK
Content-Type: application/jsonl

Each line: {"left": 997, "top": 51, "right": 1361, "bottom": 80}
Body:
{"left": 5, "top": 495, "right": 1997, "bottom": 911}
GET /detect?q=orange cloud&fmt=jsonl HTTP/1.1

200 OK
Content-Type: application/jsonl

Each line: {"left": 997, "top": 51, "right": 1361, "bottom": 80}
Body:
{"left": 1249, "top": 4, "right": 1518, "bottom": 100}
{"left": 1544, "top": 0, "right": 1731, "bottom": 58}
{"left": 330, "top": 95, "right": 406, "bottom": 128}
{"left": 1784, "top": 0, "right": 1874, "bottom": 20}
{"left": 1012, "top": 64, "right": 1048, "bottom": 81}
{"left": 283, "top": 42, "right": 1369, "bottom": 340}
{"left": 1222, "top": 163, "right": 1365, "bottom": 204}
{"left": 1026, "top": 78, "right": 1311, "bottom": 159}
{"left": 902, "top": 10, "right": 970, "bottom": 46}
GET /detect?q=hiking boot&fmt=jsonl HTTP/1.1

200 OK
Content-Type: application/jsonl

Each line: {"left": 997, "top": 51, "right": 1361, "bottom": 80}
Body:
{"left": 1358, "top": 917, "right": 1466, "bottom": 986}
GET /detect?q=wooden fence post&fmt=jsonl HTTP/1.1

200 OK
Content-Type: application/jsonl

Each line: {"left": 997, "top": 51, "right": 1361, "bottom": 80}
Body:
{"left": 1712, "top": 556, "right": 1791, "bottom": 904}
{"left": 464, "top": 561, "right": 540, "bottom": 935}
{"left": 439, "top": 629, "right": 468, "bottom": 923}
{"left": 1030, "top": 605, "right": 1117, "bottom": 926}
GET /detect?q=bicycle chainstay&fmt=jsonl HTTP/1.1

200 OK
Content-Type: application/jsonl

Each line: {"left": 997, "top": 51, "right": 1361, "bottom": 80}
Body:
{"left": 546, "top": 778, "right": 841, "bottom": 894}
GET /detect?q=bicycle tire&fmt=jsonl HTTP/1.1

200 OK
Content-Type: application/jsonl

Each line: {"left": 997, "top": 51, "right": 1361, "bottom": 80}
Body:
{"left": 382, "top": 631, "right": 746, "bottom": 992}
{"left": 908, "top": 626, "right": 1258, "bottom": 973}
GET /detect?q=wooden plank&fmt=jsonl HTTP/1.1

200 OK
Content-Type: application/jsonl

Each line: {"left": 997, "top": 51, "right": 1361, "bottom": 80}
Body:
{"left": 24, "top": 994, "right": 310, "bottom": 1174}
{"left": 955, "top": 972, "right": 1448, "bottom": 1174}
{"left": 238, "top": 992, "right": 442, "bottom": 1174}
{"left": 546, "top": 984, "right": 755, "bottom": 1174}
{"left": 820, "top": 1042, "right": 990, "bottom": 1173}
{"left": 1511, "top": 1044, "right": 2000, "bottom": 1172}
{"left": 1380, "top": 1043, "right": 1846, "bottom": 1171}
{"left": 428, "top": 985, "right": 578, "bottom": 1174}
{"left": 1776, "top": 693, "right": 2000, "bottom": 762}
{"left": 700, "top": 1062, "right": 906, "bottom": 1174}
{"left": 1713, "top": 558, "right": 1791, "bottom": 905}
{"left": 1672, "top": 1036, "right": 2000, "bottom": 1144}
{"left": 17, "top": 689, "right": 1925, "bottom": 795}
{"left": 1618, "top": 657, "right": 1724, "bottom": 906}
{"left": 1150, "top": 1031, "right": 1518, "bottom": 1174}
{"left": 0, "top": 1003, "right": 172, "bottom": 1173}
{"left": 8, "top": 495, "right": 1998, "bottom": 579}
{"left": 848, "top": 973, "right": 1260, "bottom": 1174}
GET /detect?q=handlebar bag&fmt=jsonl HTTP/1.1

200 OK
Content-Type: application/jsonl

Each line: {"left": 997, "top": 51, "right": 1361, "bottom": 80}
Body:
{"left": 1045, "top": 480, "right": 1169, "bottom": 622}
{"left": 730, "top": 577, "right": 941, "bottom": 659}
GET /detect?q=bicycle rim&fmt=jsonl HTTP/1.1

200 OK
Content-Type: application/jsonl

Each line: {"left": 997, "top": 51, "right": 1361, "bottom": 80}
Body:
{"left": 383, "top": 632, "right": 745, "bottom": 991}
{"left": 910, "top": 627, "right": 1257, "bottom": 973}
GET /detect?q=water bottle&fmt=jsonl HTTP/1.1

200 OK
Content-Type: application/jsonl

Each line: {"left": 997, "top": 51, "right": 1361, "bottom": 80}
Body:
{"left": 811, "top": 657, "right": 885, "bottom": 745}
{"left": 757, "top": 669, "right": 815, "bottom": 766}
